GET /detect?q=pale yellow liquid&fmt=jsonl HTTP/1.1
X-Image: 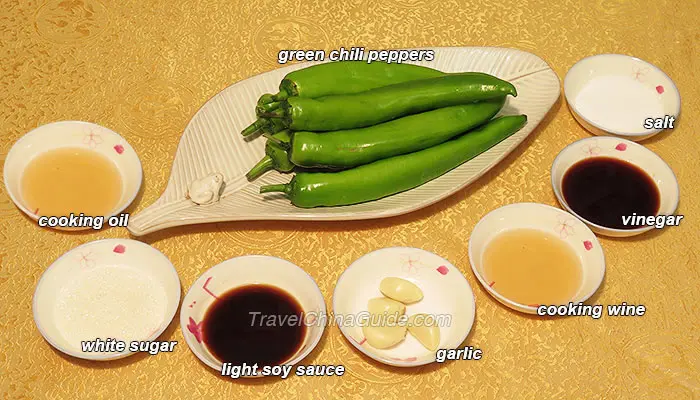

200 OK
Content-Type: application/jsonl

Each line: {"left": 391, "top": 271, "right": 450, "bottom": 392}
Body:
{"left": 21, "top": 147, "right": 123, "bottom": 217}
{"left": 483, "top": 229, "right": 582, "bottom": 306}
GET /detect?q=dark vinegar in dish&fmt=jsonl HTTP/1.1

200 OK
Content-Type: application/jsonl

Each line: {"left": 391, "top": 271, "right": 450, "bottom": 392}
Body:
{"left": 562, "top": 157, "right": 660, "bottom": 229}
{"left": 202, "top": 284, "right": 306, "bottom": 366}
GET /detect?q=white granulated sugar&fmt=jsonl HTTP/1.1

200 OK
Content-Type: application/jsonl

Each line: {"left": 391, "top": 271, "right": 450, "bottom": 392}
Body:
{"left": 574, "top": 75, "right": 664, "bottom": 133}
{"left": 54, "top": 265, "right": 167, "bottom": 348}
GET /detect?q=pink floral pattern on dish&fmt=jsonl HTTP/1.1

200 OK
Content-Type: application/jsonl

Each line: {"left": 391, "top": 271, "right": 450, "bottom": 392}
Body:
{"left": 113, "top": 244, "right": 126, "bottom": 253}
{"left": 615, "top": 143, "right": 627, "bottom": 151}
{"left": 656, "top": 85, "right": 664, "bottom": 94}
{"left": 114, "top": 144, "right": 124, "bottom": 154}
{"left": 187, "top": 317, "right": 203, "bottom": 343}
{"left": 77, "top": 251, "right": 96, "bottom": 268}
{"left": 632, "top": 67, "right": 649, "bottom": 82}
{"left": 555, "top": 217, "right": 576, "bottom": 239}
{"left": 400, "top": 254, "right": 426, "bottom": 273}
{"left": 82, "top": 131, "right": 103, "bottom": 148}
{"left": 202, "top": 276, "right": 219, "bottom": 299}
{"left": 583, "top": 240, "right": 593, "bottom": 251}
{"left": 582, "top": 142, "right": 601, "bottom": 157}
{"left": 436, "top": 265, "right": 449, "bottom": 275}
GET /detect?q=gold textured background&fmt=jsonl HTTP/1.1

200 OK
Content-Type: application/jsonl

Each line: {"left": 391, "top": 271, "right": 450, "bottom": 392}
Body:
{"left": 1, "top": 0, "right": 699, "bottom": 398}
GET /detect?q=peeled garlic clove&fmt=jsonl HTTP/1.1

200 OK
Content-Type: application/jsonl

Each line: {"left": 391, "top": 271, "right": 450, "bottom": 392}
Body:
{"left": 362, "top": 325, "right": 407, "bottom": 349}
{"left": 407, "top": 314, "right": 441, "bottom": 351}
{"left": 379, "top": 277, "right": 423, "bottom": 304}
{"left": 367, "top": 297, "right": 406, "bottom": 316}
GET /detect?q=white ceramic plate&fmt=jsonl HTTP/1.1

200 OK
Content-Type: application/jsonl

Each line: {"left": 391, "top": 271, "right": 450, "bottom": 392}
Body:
{"left": 551, "top": 137, "right": 680, "bottom": 237}
{"left": 33, "top": 239, "right": 181, "bottom": 360}
{"left": 127, "top": 47, "right": 560, "bottom": 236}
{"left": 4, "top": 121, "right": 143, "bottom": 229}
{"left": 469, "top": 203, "right": 605, "bottom": 314}
{"left": 180, "top": 255, "right": 325, "bottom": 376}
{"left": 333, "top": 247, "right": 476, "bottom": 367}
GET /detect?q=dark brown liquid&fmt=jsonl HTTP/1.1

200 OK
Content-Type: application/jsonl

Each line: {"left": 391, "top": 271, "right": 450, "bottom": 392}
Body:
{"left": 562, "top": 157, "right": 660, "bottom": 229}
{"left": 202, "top": 285, "right": 306, "bottom": 366}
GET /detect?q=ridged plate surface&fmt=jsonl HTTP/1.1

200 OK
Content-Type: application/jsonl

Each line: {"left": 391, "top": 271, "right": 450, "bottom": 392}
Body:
{"left": 128, "top": 47, "right": 560, "bottom": 236}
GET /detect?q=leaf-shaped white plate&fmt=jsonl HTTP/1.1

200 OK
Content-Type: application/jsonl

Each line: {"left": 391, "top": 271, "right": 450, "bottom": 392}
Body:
{"left": 127, "top": 47, "right": 560, "bottom": 236}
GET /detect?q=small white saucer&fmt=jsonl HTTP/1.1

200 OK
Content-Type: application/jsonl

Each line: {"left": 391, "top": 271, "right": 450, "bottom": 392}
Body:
{"left": 3, "top": 121, "right": 142, "bottom": 229}
{"left": 564, "top": 54, "right": 680, "bottom": 141}
{"left": 33, "top": 239, "right": 181, "bottom": 360}
{"left": 333, "top": 247, "right": 475, "bottom": 367}
{"left": 469, "top": 203, "right": 605, "bottom": 314}
{"left": 551, "top": 137, "right": 680, "bottom": 237}
{"left": 180, "top": 255, "right": 325, "bottom": 376}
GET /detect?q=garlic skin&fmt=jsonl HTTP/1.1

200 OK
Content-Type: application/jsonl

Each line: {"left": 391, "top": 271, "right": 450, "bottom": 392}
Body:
{"left": 379, "top": 277, "right": 423, "bottom": 304}
{"left": 367, "top": 297, "right": 406, "bottom": 316}
{"left": 187, "top": 173, "right": 224, "bottom": 205}
{"left": 362, "top": 324, "right": 407, "bottom": 349}
{"left": 407, "top": 314, "right": 441, "bottom": 352}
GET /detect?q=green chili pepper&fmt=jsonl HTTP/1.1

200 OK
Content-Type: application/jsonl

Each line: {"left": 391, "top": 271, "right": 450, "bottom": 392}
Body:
{"left": 243, "top": 61, "right": 444, "bottom": 136}
{"left": 246, "top": 99, "right": 504, "bottom": 179}
{"left": 288, "top": 99, "right": 504, "bottom": 170}
{"left": 263, "top": 73, "right": 516, "bottom": 132}
{"left": 259, "top": 115, "right": 527, "bottom": 208}
{"left": 270, "top": 61, "right": 444, "bottom": 102}
{"left": 245, "top": 130, "right": 294, "bottom": 181}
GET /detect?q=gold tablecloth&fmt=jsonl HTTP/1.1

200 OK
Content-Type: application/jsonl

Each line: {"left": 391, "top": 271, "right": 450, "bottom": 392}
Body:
{"left": 1, "top": 0, "right": 699, "bottom": 398}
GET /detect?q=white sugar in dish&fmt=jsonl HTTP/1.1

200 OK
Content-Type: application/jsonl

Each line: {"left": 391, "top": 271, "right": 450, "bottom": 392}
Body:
{"left": 54, "top": 265, "right": 167, "bottom": 350}
{"left": 573, "top": 75, "right": 664, "bottom": 134}
{"left": 33, "top": 238, "right": 180, "bottom": 361}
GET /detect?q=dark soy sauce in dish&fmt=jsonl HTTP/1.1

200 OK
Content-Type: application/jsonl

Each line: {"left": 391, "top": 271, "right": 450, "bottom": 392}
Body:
{"left": 202, "top": 284, "right": 306, "bottom": 366}
{"left": 562, "top": 157, "right": 660, "bottom": 229}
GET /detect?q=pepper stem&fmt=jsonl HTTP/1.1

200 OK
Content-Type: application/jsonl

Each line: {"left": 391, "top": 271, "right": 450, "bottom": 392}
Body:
{"left": 261, "top": 118, "right": 285, "bottom": 134}
{"left": 259, "top": 108, "right": 285, "bottom": 119}
{"left": 246, "top": 156, "right": 274, "bottom": 181}
{"left": 241, "top": 118, "right": 268, "bottom": 136}
{"left": 259, "top": 184, "right": 288, "bottom": 194}
{"left": 271, "top": 87, "right": 290, "bottom": 102}
{"left": 271, "top": 93, "right": 288, "bottom": 102}
{"left": 255, "top": 101, "right": 281, "bottom": 116}
{"left": 257, "top": 93, "right": 275, "bottom": 106}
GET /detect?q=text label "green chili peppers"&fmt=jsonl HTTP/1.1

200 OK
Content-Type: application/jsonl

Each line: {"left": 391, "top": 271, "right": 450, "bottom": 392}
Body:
{"left": 277, "top": 47, "right": 435, "bottom": 65}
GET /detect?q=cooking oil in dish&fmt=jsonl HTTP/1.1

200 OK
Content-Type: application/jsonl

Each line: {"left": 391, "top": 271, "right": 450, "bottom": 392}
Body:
{"left": 483, "top": 228, "right": 582, "bottom": 306}
{"left": 21, "top": 147, "right": 122, "bottom": 216}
